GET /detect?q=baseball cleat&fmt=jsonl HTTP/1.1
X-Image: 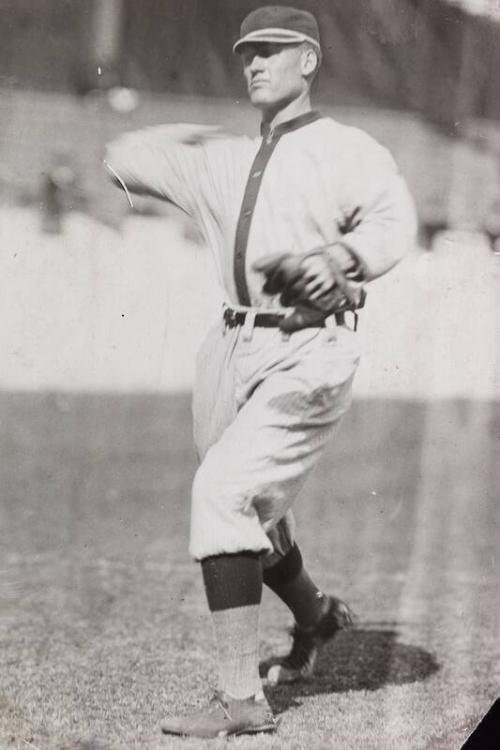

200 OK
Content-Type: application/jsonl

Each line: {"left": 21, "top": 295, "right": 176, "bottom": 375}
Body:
{"left": 161, "top": 689, "right": 278, "bottom": 738}
{"left": 267, "top": 595, "right": 355, "bottom": 685}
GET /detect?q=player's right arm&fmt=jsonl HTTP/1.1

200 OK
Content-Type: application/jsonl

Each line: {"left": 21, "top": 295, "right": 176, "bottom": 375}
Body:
{"left": 104, "top": 124, "right": 222, "bottom": 215}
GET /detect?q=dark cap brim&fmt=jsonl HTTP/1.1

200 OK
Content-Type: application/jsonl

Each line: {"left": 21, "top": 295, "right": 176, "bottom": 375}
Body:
{"left": 233, "top": 28, "right": 321, "bottom": 54}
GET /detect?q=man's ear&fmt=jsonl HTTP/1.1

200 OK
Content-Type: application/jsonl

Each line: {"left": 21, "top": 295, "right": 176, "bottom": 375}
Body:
{"left": 301, "top": 47, "right": 319, "bottom": 78}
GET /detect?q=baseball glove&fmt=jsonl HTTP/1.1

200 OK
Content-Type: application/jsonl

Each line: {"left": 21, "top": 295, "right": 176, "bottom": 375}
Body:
{"left": 253, "top": 246, "right": 365, "bottom": 333}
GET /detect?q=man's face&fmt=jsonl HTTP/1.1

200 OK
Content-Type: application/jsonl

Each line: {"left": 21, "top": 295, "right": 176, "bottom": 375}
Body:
{"left": 240, "top": 42, "right": 308, "bottom": 112}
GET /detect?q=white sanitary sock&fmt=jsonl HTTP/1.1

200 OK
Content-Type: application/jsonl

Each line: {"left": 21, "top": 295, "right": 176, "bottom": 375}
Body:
{"left": 211, "top": 604, "right": 262, "bottom": 699}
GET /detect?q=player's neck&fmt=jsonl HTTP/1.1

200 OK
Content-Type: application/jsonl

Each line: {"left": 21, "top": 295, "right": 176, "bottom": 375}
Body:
{"left": 261, "top": 92, "right": 312, "bottom": 132}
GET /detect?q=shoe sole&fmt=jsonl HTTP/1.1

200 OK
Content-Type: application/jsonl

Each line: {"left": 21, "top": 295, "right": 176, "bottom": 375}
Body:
{"left": 163, "top": 722, "right": 278, "bottom": 739}
{"left": 229, "top": 718, "right": 280, "bottom": 737}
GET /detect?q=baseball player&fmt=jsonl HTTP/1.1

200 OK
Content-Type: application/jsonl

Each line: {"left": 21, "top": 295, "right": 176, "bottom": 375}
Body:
{"left": 106, "top": 5, "right": 416, "bottom": 738}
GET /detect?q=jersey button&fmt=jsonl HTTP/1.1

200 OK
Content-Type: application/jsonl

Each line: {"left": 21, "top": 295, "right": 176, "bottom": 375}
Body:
{"left": 252, "top": 170, "right": 262, "bottom": 178}
{"left": 243, "top": 209, "right": 252, "bottom": 218}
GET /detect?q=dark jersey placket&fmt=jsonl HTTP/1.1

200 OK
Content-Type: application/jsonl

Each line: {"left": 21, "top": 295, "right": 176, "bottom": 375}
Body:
{"left": 233, "top": 110, "right": 323, "bottom": 307}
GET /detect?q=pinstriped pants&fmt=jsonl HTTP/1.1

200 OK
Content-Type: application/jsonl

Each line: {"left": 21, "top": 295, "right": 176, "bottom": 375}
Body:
{"left": 189, "top": 316, "right": 360, "bottom": 563}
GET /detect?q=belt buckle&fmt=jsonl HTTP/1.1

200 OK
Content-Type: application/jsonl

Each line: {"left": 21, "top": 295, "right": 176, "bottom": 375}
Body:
{"left": 223, "top": 307, "right": 239, "bottom": 329}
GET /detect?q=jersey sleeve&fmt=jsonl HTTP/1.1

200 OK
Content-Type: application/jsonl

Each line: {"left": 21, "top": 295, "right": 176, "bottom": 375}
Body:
{"left": 104, "top": 124, "right": 223, "bottom": 217}
{"left": 336, "top": 131, "right": 417, "bottom": 282}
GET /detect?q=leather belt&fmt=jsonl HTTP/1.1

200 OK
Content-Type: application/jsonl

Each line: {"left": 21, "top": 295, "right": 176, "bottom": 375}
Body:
{"left": 223, "top": 307, "right": 346, "bottom": 329}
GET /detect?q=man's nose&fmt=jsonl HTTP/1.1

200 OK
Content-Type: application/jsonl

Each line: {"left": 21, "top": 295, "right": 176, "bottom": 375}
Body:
{"left": 248, "top": 54, "right": 266, "bottom": 73}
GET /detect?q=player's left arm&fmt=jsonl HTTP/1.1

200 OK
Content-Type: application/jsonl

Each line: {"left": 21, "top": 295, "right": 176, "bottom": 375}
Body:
{"left": 330, "top": 133, "right": 417, "bottom": 282}
{"left": 253, "top": 135, "right": 416, "bottom": 331}
{"left": 268, "top": 138, "right": 417, "bottom": 307}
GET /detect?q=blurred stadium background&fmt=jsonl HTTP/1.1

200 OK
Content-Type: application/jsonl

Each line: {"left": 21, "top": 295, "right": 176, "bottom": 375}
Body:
{"left": 0, "top": 0, "right": 500, "bottom": 390}
{"left": 0, "top": 2, "right": 499, "bottom": 749}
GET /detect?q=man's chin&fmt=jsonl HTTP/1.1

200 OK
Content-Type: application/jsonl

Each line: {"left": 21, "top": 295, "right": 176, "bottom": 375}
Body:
{"left": 248, "top": 89, "right": 274, "bottom": 109}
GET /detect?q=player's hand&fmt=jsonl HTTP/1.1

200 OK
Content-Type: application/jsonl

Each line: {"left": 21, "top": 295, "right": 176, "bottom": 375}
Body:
{"left": 253, "top": 248, "right": 360, "bottom": 309}
{"left": 253, "top": 247, "right": 365, "bottom": 332}
{"left": 281, "top": 253, "right": 343, "bottom": 304}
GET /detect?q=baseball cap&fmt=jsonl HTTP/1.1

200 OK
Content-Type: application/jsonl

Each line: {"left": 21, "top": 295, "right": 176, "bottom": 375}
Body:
{"left": 233, "top": 5, "right": 321, "bottom": 54}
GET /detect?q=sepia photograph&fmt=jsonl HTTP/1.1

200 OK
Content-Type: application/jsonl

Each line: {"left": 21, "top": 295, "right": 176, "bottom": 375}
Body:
{"left": 0, "top": 1, "right": 499, "bottom": 748}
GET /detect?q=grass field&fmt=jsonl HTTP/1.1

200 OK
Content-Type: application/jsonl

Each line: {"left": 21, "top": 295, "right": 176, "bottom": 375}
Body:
{"left": 0, "top": 388, "right": 499, "bottom": 750}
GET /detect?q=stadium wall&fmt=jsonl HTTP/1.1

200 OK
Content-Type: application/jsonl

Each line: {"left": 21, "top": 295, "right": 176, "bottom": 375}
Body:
{"left": 2, "top": 0, "right": 500, "bottom": 127}
{"left": 0, "top": 88, "right": 497, "bottom": 229}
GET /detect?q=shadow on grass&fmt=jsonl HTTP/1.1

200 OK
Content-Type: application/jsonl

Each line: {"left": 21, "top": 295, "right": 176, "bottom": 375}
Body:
{"left": 261, "top": 624, "right": 439, "bottom": 715}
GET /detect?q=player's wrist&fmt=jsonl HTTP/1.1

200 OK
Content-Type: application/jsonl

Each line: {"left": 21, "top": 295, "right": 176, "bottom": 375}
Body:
{"left": 325, "top": 243, "right": 364, "bottom": 281}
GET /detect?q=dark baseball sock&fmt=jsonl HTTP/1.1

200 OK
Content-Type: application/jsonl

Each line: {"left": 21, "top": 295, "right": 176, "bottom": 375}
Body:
{"left": 201, "top": 551, "right": 263, "bottom": 611}
{"left": 201, "top": 551, "right": 263, "bottom": 699}
{"left": 263, "top": 543, "right": 326, "bottom": 628}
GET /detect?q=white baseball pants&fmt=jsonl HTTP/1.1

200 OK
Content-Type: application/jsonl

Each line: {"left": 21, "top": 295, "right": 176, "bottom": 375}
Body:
{"left": 189, "top": 315, "right": 360, "bottom": 562}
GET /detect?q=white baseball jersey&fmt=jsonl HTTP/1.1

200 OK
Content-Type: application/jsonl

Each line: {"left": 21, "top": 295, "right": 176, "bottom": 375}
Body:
{"left": 106, "top": 113, "right": 416, "bottom": 309}
{"left": 106, "top": 113, "right": 416, "bottom": 562}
